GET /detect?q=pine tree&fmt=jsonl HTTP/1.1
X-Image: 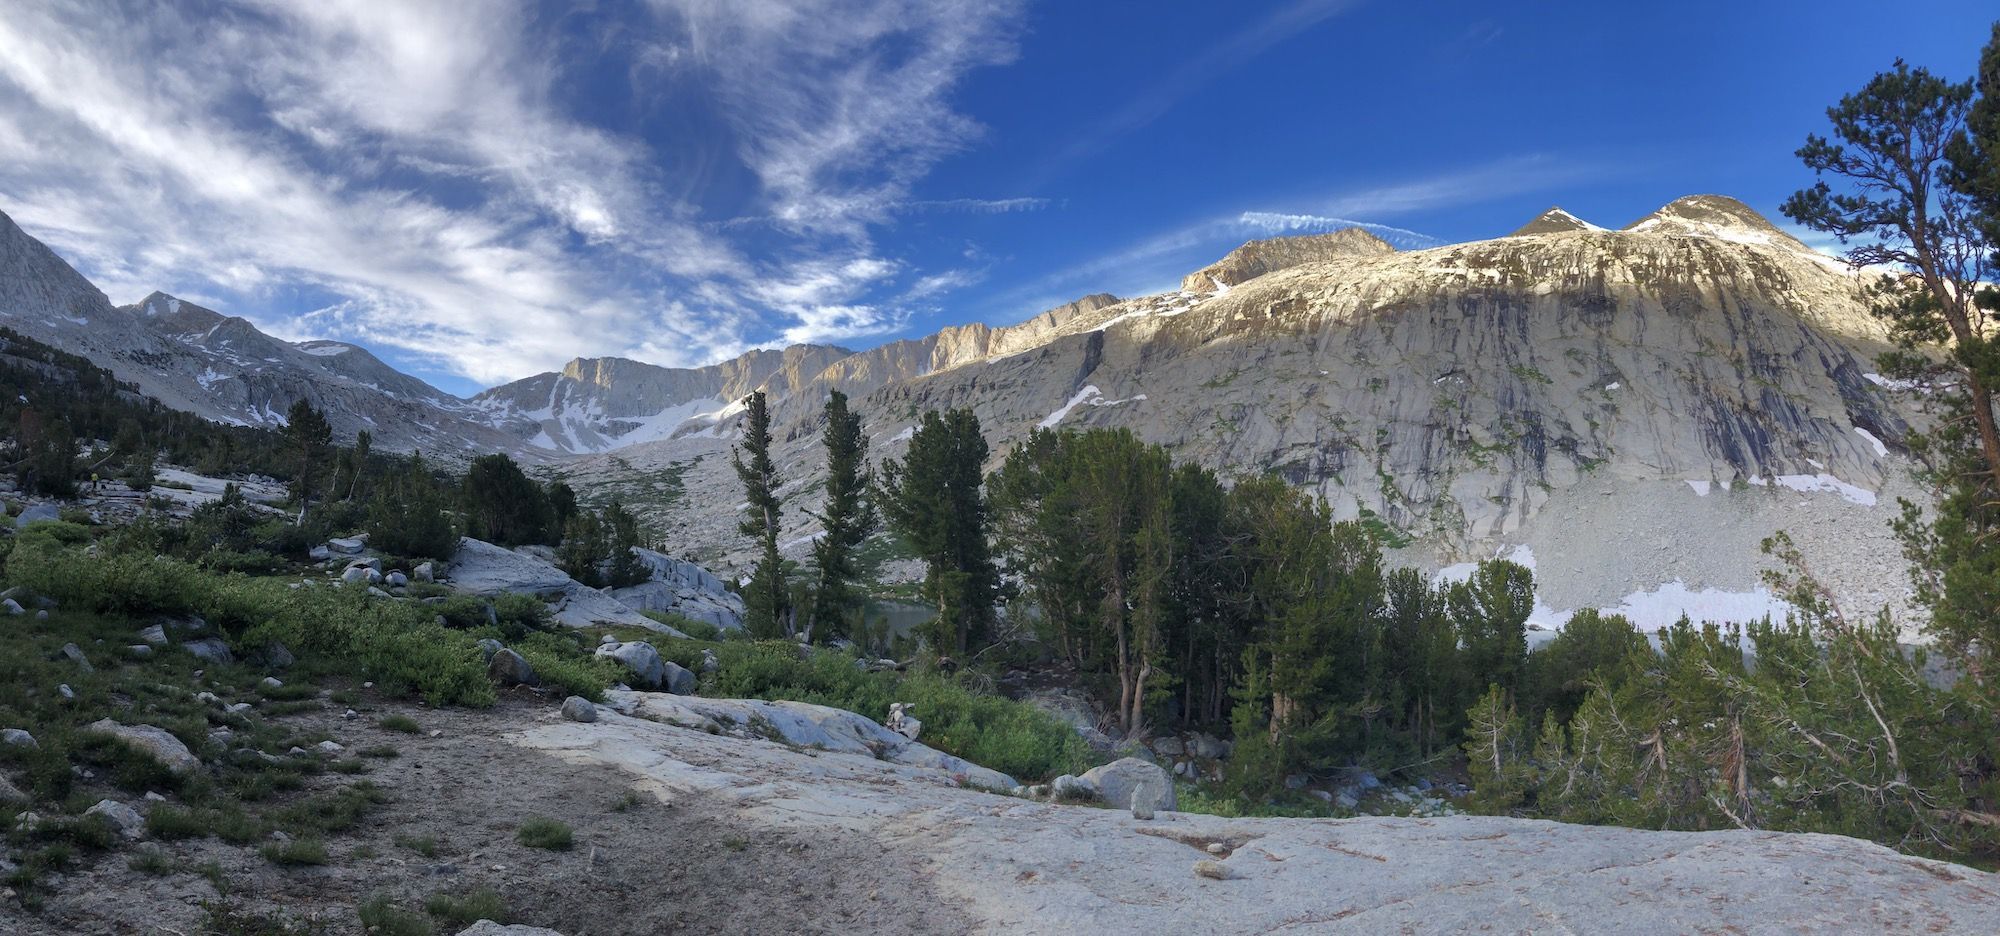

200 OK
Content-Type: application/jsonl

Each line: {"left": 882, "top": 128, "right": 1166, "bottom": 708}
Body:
{"left": 733, "top": 391, "right": 790, "bottom": 639}
{"left": 558, "top": 509, "right": 610, "bottom": 588}
{"left": 603, "top": 501, "right": 649, "bottom": 588}
{"left": 1448, "top": 560, "right": 1533, "bottom": 697}
{"left": 461, "top": 454, "right": 553, "bottom": 547}
{"left": 546, "top": 480, "right": 578, "bottom": 537}
{"left": 1463, "top": 684, "right": 1529, "bottom": 814}
{"left": 365, "top": 453, "right": 458, "bottom": 560}
{"left": 808, "top": 390, "right": 877, "bottom": 641}
{"left": 282, "top": 399, "right": 332, "bottom": 518}
{"left": 879, "top": 408, "right": 996, "bottom": 657}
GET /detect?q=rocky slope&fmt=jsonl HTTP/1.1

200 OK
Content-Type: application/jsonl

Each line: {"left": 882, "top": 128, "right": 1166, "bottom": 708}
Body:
{"left": 0, "top": 210, "right": 524, "bottom": 457}
{"left": 519, "top": 695, "right": 2000, "bottom": 934}
{"left": 563, "top": 196, "right": 1925, "bottom": 631}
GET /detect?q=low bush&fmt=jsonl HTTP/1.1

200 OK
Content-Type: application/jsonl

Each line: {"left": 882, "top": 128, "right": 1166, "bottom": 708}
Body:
{"left": 259, "top": 838, "right": 329, "bottom": 866}
{"left": 425, "top": 887, "right": 509, "bottom": 927}
{"left": 358, "top": 895, "right": 434, "bottom": 936}
{"left": 515, "top": 816, "right": 572, "bottom": 851}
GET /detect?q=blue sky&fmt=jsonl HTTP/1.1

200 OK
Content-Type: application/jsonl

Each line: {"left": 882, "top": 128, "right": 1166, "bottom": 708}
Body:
{"left": 1, "top": 1, "right": 1993, "bottom": 396}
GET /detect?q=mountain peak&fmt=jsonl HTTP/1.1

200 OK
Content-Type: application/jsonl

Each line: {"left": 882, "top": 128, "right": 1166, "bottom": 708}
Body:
{"left": 1621, "top": 195, "right": 1801, "bottom": 247}
{"left": 1183, "top": 228, "right": 1396, "bottom": 293}
{"left": 1509, "top": 206, "right": 1603, "bottom": 237}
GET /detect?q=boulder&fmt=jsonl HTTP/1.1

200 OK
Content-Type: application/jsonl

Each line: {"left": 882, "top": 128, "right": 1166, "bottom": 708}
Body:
{"left": 595, "top": 641, "right": 669, "bottom": 689}
{"left": 606, "top": 692, "right": 1019, "bottom": 791}
{"left": 260, "top": 677, "right": 283, "bottom": 690}
{"left": 59, "top": 643, "right": 93, "bottom": 672}
{"left": 664, "top": 661, "right": 697, "bottom": 696}
{"left": 137, "top": 624, "right": 168, "bottom": 646}
{"left": 181, "top": 637, "right": 234, "bottom": 665}
{"left": 455, "top": 922, "right": 566, "bottom": 936}
{"left": 560, "top": 696, "right": 598, "bottom": 723}
{"left": 606, "top": 548, "right": 747, "bottom": 631}
{"left": 412, "top": 562, "right": 435, "bottom": 583}
{"left": 1, "top": 598, "right": 22, "bottom": 616}
{"left": 1081, "top": 758, "right": 1177, "bottom": 813}
{"left": 0, "top": 774, "right": 27, "bottom": 805}
{"left": 341, "top": 565, "right": 382, "bottom": 585}
{"left": 448, "top": 538, "right": 677, "bottom": 633}
{"left": 84, "top": 720, "right": 201, "bottom": 775}
{"left": 476, "top": 638, "right": 504, "bottom": 663}
{"left": 1050, "top": 774, "right": 1097, "bottom": 801}
{"left": 308, "top": 545, "right": 330, "bottom": 561}
{"left": 1188, "top": 733, "right": 1231, "bottom": 760}
{"left": 83, "top": 800, "right": 145, "bottom": 840}
{"left": 1, "top": 729, "right": 37, "bottom": 749}
{"left": 327, "top": 535, "right": 367, "bottom": 554}
{"left": 13, "top": 504, "right": 60, "bottom": 529}
{"left": 252, "top": 642, "right": 295, "bottom": 670}
{"left": 700, "top": 648, "right": 719, "bottom": 674}
{"left": 488, "top": 649, "right": 538, "bottom": 687}
{"left": 1151, "top": 736, "right": 1184, "bottom": 758}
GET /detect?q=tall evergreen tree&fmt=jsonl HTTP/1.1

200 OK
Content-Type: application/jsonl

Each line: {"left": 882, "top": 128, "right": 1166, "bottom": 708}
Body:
{"left": 282, "top": 398, "right": 332, "bottom": 519}
{"left": 461, "top": 454, "right": 552, "bottom": 547}
{"left": 879, "top": 408, "right": 996, "bottom": 657}
{"left": 808, "top": 391, "right": 877, "bottom": 641}
{"left": 733, "top": 391, "right": 789, "bottom": 639}
{"left": 1448, "top": 559, "right": 1534, "bottom": 698}
{"left": 365, "top": 453, "right": 458, "bottom": 560}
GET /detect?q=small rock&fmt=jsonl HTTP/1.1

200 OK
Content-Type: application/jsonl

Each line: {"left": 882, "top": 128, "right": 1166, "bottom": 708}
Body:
{"left": 261, "top": 677, "right": 284, "bottom": 690}
{"left": 225, "top": 703, "right": 254, "bottom": 715}
{"left": 138, "top": 624, "right": 168, "bottom": 646}
{"left": 342, "top": 709, "right": 359, "bottom": 720}
{"left": 1081, "top": 758, "right": 1177, "bottom": 813}
{"left": 181, "top": 637, "right": 235, "bottom": 665}
{"left": 561, "top": 696, "right": 598, "bottom": 723}
{"left": 83, "top": 800, "right": 146, "bottom": 840}
{"left": 1050, "top": 774, "right": 1097, "bottom": 801}
{"left": 308, "top": 545, "right": 331, "bottom": 561}
{"left": 412, "top": 562, "right": 435, "bottom": 583}
{"left": 476, "top": 638, "right": 504, "bottom": 663}
{"left": 384, "top": 571, "right": 408, "bottom": 588}
{"left": 488, "top": 648, "right": 538, "bottom": 687}
{"left": 454, "top": 922, "right": 566, "bottom": 936}
{"left": 57, "top": 684, "right": 74, "bottom": 700}
{"left": 143, "top": 791, "right": 166, "bottom": 802}
{"left": 700, "top": 648, "right": 719, "bottom": 674}
{"left": 1284, "top": 774, "right": 1307, "bottom": 791}
{"left": 1193, "top": 860, "right": 1230, "bottom": 881}
{"left": 255, "top": 642, "right": 296, "bottom": 670}
{"left": 1, "top": 598, "right": 22, "bottom": 616}
{"left": 340, "top": 566, "right": 372, "bottom": 585}
{"left": 429, "top": 730, "right": 443, "bottom": 738}
{"left": 288, "top": 747, "right": 307, "bottom": 756}
{"left": 1205, "top": 842, "right": 1228, "bottom": 855}
{"left": 1152, "top": 736, "right": 1185, "bottom": 757}
{"left": 34, "top": 610, "right": 47, "bottom": 621}
{"left": 59, "top": 643, "right": 93, "bottom": 672}
{"left": 127, "top": 645, "right": 154, "bottom": 659}
{"left": 316, "top": 740, "right": 344, "bottom": 755}
{"left": 1, "top": 729, "right": 37, "bottom": 749}
{"left": 599, "top": 634, "right": 619, "bottom": 645}
{"left": 195, "top": 691, "right": 220, "bottom": 705}
{"left": 1311, "top": 790, "right": 1334, "bottom": 804}
{"left": 327, "top": 536, "right": 366, "bottom": 554}
{"left": 0, "top": 774, "right": 27, "bottom": 805}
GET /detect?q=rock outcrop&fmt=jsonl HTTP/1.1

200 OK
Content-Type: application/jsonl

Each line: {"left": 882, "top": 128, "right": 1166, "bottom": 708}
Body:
{"left": 84, "top": 720, "right": 201, "bottom": 775}
{"left": 606, "top": 548, "right": 746, "bottom": 631}
{"left": 445, "top": 538, "right": 683, "bottom": 635}
{"left": 516, "top": 697, "right": 2000, "bottom": 934}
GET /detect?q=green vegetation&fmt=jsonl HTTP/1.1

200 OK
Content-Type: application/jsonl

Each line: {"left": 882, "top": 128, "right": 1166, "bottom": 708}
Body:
{"left": 515, "top": 816, "right": 574, "bottom": 850}
{"left": 358, "top": 895, "right": 434, "bottom": 936}
{"left": 734, "top": 390, "right": 792, "bottom": 638}
{"left": 424, "top": 888, "right": 510, "bottom": 927}
{"left": 807, "top": 390, "right": 880, "bottom": 642}
{"left": 878, "top": 408, "right": 999, "bottom": 656}
{"left": 378, "top": 714, "right": 421, "bottom": 734}
{"left": 259, "top": 838, "right": 329, "bottom": 866}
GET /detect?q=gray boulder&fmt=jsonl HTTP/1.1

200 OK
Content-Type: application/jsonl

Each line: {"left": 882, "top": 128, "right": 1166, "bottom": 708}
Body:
{"left": 1050, "top": 774, "right": 1097, "bottom": 801}
{"left": 560, "top": 696, "right": 598, "bottom": 723}
{"left": 327, "top": 535, "right": 367, "bottom": 554}
{"left": 0, "top": 773, "right": 27, "bottom": 805}
{"left": 252, "top": 642, "right": 295, "bottom": 670}
{"left": 455, "top": 922, "right": 566, "bottom": 936}
{"left": 137, "top": 624, "right": 168, "bottom": 646}
{"left": 83, "top": 800, "right": 145, "bottom": 840}
{"left": 595, "top": 641, "right": 669, "bottom": 690}
{"left": 488, "top": 648, "right": 538, "bottom": 687}
{"left": 308, "top": 544, "right": 330, "bottom": 561}
{"left": 341, "top": 565, "right": 382, "bottom": 585}
{"left": 59, "top": 643, "right": 93, "bottom": 672}
{"left": 1188, "top": 733, "right": 1231, "bottom": 760}
{"left": 84, "top": 720, "right": 201, "bottom": 775}
{"left": 447, "top": 538, "right": 677, "bottom": 633}
{"left": 606, "top": 548, "right": 747, "bottom": 631}
{"left": 181, "top": 637, "right": 234, "bottom": 665}
{"left": 385, "top": 570, "right": 409, "bottom": 588}
{"left": 1, "top": 729, "right": 37, "bottom": 749}
{"left": 412, "top": 562, "right": 435, "bottom": 583}
{"left": 1081, "top": 757, "right": 1177, "bottom": 813}
{"left": 127, "top": 645, "right": 154, "bottom": 659}
{"left": 1, "top": 598, "right": 22, "bottom": 616}
{"left": 476, "top": 638, "right": 505, "bottom": 663}
{"left": 14, "top": 504, "right": 60, "bottom": 528}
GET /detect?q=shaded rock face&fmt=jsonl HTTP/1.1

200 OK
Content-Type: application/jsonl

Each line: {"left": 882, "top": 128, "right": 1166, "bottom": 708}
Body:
{"left": 606, "top": 548, "right": 745, "bottom": 631}
{"left": 446, "top": 538, "right": 684, "bottom": 635}
{"left": 566, "top": 198, "right": 1920, "bottom": 629}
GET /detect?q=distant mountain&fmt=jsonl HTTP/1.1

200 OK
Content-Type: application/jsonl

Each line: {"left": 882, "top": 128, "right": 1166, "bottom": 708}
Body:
{"left": 0, "top": 209, "right": 524, "bottom": 456}
{"left": 557, "top": 195, "right": 1922, "bottom": 635}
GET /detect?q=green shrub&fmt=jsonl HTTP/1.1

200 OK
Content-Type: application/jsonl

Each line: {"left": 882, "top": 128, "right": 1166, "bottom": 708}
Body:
{"left": 378, "top": 714, "right": 421, "bottom": 734}
{"left": 358, "top": 895, "right": 434, "bottom": 936}
{"left": 645, "top": 611, "right": 717, "bottom": 641}
{"left": 515, "top": 816, "right": 572, "bottom": 851}
{"left": 510, "top": 631, "right": 621, "bottom": 702}
{"left": 259, "top": 838, "right": 328, "bottom": 866}
{"left": 146, "top": 805, "right": 212, "bottom": 841}
{"left": 128, "top": 848, "right": 176, "bottom": 875}
{"left": 425, "top": 887, "right": 509, "bottom": 926}
{"left": 393, "top": 833, "right": 439, "bottom": 857}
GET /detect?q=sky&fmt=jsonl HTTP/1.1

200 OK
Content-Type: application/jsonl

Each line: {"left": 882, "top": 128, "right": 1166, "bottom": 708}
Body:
{"left": 1, "top": 1, "right": 1994, "bottom": 397}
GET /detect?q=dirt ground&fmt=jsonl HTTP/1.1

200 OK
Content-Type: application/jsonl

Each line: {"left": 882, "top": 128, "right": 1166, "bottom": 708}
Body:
{"left": 0, "top": 690, "right": 972, "bottom": 936}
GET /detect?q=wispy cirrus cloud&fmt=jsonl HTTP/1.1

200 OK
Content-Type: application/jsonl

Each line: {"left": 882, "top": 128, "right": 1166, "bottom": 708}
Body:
{"left": 1021, "top": 0, "right": 1359, "bottom": 189}
{"left": 0, "top": 0, "right": 1027, "bottom": 387}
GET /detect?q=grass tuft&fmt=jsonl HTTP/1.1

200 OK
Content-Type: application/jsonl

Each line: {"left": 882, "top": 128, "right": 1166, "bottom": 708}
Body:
{"left": 515, "top": 816, "right": 573, "bottom": 851}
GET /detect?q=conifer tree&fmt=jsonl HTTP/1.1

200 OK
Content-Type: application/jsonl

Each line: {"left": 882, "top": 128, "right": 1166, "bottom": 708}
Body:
{"left": 733, "top": 391, "right": 790, "bottom": 639}
{"left": 879, "top": 408, "right": 996, "bottom": 656}
{"left": 282, "top": 398, "right": 332, "bottom": 518}
{"left": 807, "top": 391, "right": 877, "bottom": 641}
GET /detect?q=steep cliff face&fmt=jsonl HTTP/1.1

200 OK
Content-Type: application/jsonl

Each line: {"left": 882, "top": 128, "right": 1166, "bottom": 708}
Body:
{"left": 472, "top": 344, "right": 855, "bottom": 453}
{"left": 1181, "top": 228, "right": 1396, "bottom": 293}
{"left": 569, "top": 197, "right": 1923, "bottom": 630}
{"left": 0, "top": 210, "right": 520, "bottom": 456}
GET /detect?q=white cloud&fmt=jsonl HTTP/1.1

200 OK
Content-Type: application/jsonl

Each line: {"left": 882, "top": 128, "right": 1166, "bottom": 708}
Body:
{"left": 0, "top": 0, "right": 1025, "bottom": 387}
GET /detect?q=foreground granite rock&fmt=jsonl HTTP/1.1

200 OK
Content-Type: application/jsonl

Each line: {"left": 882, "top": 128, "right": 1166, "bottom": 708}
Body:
{"left": 515, "top": 702, "right": 2000, "bottom": 934}
{"left": 445, "top": 537, "right": 683, "bottom": 634}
